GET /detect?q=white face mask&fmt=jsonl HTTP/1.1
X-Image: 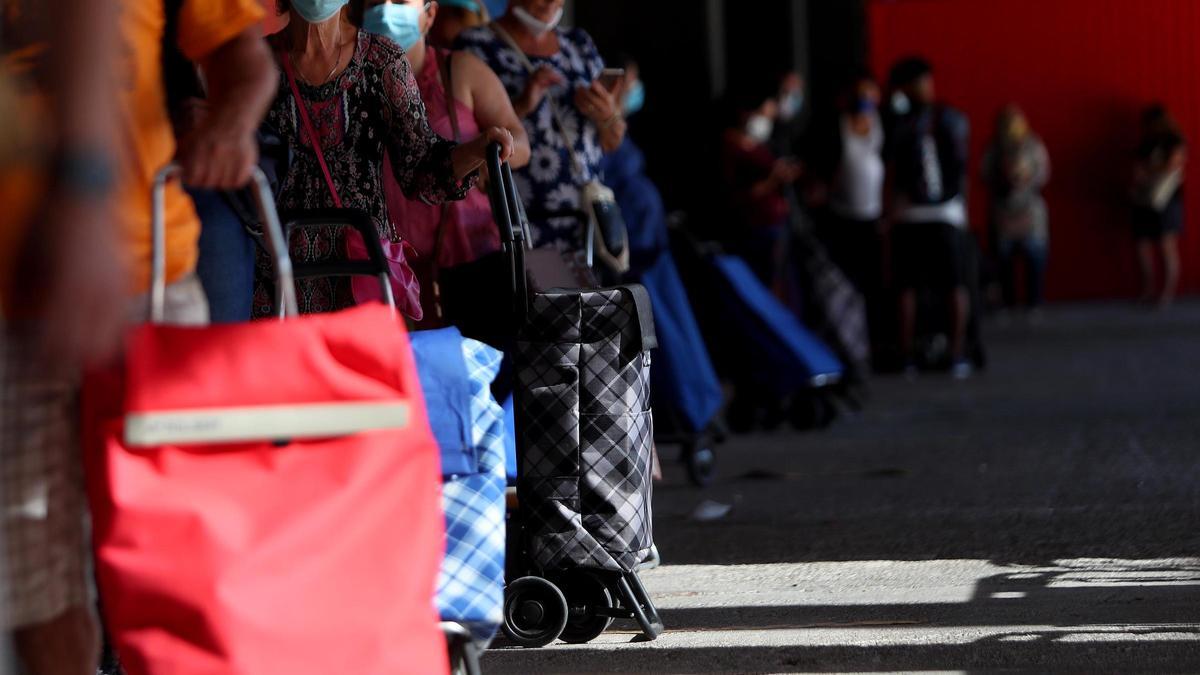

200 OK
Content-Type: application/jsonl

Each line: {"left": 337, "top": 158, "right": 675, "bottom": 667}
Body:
{"left": 513, "top": 5, "right": 564, "bottom": 36}
{"left": 745, "top": 114, "right": 774, "bottom": 144}
{"left": 779, "top": 92, "right": 804, "bottom": 120}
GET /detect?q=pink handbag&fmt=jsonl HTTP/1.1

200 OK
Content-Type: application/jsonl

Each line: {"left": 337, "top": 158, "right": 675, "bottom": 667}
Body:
{"left": 283, "top": 54, "right": 424, "bottom": 319}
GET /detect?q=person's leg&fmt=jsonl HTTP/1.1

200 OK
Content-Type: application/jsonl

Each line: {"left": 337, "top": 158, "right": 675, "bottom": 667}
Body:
{"left": 892, "top": 224, "right": 919, "bottom": 369}
{"left": 2, "top": 329, "right": 97, "bottom": 675}
{"left": 191, "top": 189, "right": 255, "bottom": 323}
{"left": 949, "top": 285, "right": 970, "bottom": 362}
{"left": 13, "top": 607, "right": 98, "bottom": 675}
{"left": 1159, "top": 233, "right": 1180, "bottom": 307}
{"left": 1136, "top": 238, "right": 1157, "bottom": 303}
{"left": 899, "top": 288, "right": 917, "bottom": 363}
{"left": 998, "top": 239, "right": 1018, "bottom": 309}
{"left": 941, "top": 224, "right": 971, "bottom": 372}
{"left": 1025, "top": 239, "right": 1048, "bottom": 309}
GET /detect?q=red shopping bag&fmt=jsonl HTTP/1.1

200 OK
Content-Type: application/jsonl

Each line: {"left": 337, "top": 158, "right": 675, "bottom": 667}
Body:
{"left": 82, "top": 168, "right": 448, "bottom": 675}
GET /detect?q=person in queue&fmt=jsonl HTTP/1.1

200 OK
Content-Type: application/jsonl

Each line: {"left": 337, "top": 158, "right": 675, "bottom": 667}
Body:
{"left": 361, "top": 0, "right": 530, "bottom": 326}
{"left": 811, "top": 72, "right": 885, "bottom": 299}
{"left": 981, "top": 104, "right": 1050, "bottom": 314}
{"left": 884, "top": 57, "right": 972, "bottom": 378}
{"left": 428, "top": 0, "right": 489, "bottom": 48}
{"left": 1, "top": 0, "right": 276, "bottom": 672}
{"left": 255, "top": 0, "right": 515, "bottom": 317}
{"left": 456, "top": 0, "right": 626, "bottom": 255}
{"left": 1131, "top": 103, "right": 1186, "bottom": 308}
{"left": 719, "top": 82, "right": 803, "bottom": 290}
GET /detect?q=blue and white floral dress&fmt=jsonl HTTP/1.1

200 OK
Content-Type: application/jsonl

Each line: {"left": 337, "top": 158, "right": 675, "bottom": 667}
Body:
{"left": 456, "top": 25, "right": 606, "bottom": 252}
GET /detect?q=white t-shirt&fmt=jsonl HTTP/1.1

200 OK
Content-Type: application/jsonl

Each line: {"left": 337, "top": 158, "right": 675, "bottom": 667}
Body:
{"left": 832, "top": 113, "right": 885, "bottom": 221}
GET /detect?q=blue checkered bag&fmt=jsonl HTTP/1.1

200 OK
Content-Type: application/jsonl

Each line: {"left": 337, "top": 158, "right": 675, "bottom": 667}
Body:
{"left": 411, "top": 329, "right": 506, "bottom": 642}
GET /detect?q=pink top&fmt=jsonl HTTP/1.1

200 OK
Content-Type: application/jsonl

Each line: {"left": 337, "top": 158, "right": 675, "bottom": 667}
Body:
{"left": 385, "top": 46, "right": 499, "bottom": 318}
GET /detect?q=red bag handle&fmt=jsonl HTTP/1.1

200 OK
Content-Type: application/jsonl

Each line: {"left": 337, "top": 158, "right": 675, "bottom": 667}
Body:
{"left": 282, "top": 53, "right": 343, "bottom": 209}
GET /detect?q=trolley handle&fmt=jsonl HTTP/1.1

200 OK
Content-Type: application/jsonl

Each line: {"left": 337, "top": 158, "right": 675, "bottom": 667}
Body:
{"left": 279, "top": 208, "right": 397, "bottom": 317}
{"left": 150, "top": 165, "right": 298, "bottom": 322}
{"left": 485, "top": 142, "right": 529, "bottom": 326}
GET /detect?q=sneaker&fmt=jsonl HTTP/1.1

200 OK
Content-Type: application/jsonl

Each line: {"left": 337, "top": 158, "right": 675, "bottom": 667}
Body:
{"left": 951, "top": 358, "right": 973, "bottom": 380}
{"left": 638, "top": 544, "right": 662, "bottom": 571}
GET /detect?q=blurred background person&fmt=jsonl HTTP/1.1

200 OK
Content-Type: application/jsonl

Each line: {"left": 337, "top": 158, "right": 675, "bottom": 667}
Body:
{"left": 598, "top": 56, "right": 725, "bottom": 461}
{"left": 982, "top": 104, "right": 1050, "bottom": 315}
{"left": 1131, "top": 103, "right": 1186, "bottom": 308}
{"left": 720, "top": 84, "right": 802, "bottom": 291}
{"left": 456, "top": 0, "right": 626, "bottom": 256}
{"left": 255, "top": 0, "right": 513, "bottom": 318}
{"left": 428, "top": 0, "right": 488, "bottom": 48}
{"left": 884, "top": 56, "right": 973, "bottom": 378}
{"left": 2, "top": 0, "right": 274, "bottom": 673}
{"left": 364, "top": 0, "right": 530, "bottom": 326}
{"left": 770, "top": 69, "right": 808, "bottom": 160}
{"left": 811, "top": 71, "right": 884, "bottom": 299}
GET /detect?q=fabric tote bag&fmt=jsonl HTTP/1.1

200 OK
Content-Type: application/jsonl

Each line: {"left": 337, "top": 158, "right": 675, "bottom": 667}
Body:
{"left": 82, "top": 167, "right": 449, "bottom": 675}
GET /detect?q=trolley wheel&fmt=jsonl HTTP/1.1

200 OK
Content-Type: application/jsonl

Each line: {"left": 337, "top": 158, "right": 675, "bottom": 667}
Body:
{"left": 502, "top": 576, "right": 568, "bottom": 648}
{"left": 558, "top": 571, "right": 615, "bottom": 644}
{"left": 684, "top": 443, "right": 716, "bottom": 487}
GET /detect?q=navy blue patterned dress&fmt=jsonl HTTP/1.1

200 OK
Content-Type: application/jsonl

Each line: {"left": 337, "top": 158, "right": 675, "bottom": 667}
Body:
{"left": 456, "top": 25, "right": 605, "bottom": 252}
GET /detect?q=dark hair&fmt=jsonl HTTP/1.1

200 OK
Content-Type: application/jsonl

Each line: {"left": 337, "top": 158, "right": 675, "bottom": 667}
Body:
{"left": 1142, "top": 102, "right": 1168, "bottom": 126}
{"left": 888, "top": 56, "right": 932, "bottom": 90}
{"left": 851, "top": 66, "right": 876, "bottom": 87}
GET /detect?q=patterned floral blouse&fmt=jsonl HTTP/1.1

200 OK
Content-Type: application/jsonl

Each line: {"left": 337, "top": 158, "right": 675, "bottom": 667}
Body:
{"left": 456, "top": 25, "right": 605, "bottom": 253}
{"left": 253, "top": 31, "right": 474, "bottom": 317}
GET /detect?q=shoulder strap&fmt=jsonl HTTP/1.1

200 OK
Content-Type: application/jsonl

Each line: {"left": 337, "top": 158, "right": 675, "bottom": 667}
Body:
{"left": 491, "top": 22, "right": 584, "bottom": 177}
{"left": 282, "top": 52, "right": 343, "bottom": 209}
{"left": 436, "top": 48, "right": 462, "bottom": 143}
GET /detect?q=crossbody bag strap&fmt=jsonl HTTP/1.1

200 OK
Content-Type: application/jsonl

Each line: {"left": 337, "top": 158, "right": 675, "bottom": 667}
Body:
{"left": 282, "top": 52, "right": 343, "bottom": 209}
{"left": 491, "top": 22, "right": 585, "bottom": 178}
{"left": 437, "top": 48, "right": 462, "bottom": 143}
{"left": 425, "top": 48, "right": 463, "bottom": 322}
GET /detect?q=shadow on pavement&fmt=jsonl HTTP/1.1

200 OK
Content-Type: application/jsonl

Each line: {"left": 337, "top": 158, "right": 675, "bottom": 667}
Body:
{"left": 483, "top": 634, "right": 1200, "bottom": 674}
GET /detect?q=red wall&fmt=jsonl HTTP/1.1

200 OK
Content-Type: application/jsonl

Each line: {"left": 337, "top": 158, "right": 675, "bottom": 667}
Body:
{"left": 869, "top": 0, "right": 1200, "bottom": 300}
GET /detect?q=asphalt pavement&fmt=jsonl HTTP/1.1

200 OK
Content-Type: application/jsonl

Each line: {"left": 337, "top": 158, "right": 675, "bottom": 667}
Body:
{"left": 484, "top": 302, "right": 1200, "bottom": 674}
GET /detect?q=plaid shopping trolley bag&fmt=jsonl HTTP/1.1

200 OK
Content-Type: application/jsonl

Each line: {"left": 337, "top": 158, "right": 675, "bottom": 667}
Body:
{"left": 410, "top": 328, "right": 507, "bottom": 656}
{"left": 476, "top": 144, "right": 665, "bottom": 648}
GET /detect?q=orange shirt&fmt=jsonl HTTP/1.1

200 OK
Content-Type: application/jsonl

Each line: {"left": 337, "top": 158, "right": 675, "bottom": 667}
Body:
{"left": 117, "top": 0, "right": 265, "bottom": 290}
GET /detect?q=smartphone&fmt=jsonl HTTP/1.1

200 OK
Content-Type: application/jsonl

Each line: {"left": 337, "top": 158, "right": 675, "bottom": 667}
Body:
{"left": 597, "top": 68, "right": 625, "bottom": 90}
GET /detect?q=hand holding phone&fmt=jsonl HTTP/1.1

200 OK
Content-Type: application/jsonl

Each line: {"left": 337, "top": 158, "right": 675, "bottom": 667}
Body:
{"left": 597, "top": 68, "right": 625, "bottom": 92}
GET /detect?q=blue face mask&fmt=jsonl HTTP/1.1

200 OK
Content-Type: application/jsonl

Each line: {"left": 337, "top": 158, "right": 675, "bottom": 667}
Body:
{"left": 291, "top": 0, "right": 348, "bottom": 23}
{"left": 623, "top": 80, "right": 645, "bottom": 117}
{"left": 363, "top": 3, "right": 424, "bottom": 51}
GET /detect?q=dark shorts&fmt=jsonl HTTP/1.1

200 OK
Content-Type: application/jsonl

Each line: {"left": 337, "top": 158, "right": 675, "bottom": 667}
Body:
{"left": 892, "top": 221, "right": 968, "bottom": 291}
{"left": 1132, "top": 195, "right": 1184, "bottom": 240}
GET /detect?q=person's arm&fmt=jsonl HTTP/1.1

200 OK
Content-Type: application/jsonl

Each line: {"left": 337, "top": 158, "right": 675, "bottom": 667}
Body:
{"left": 176, "top": 25, "right": 276, "bottom": 188}
{"left": 513, "top": 65, "right": 563, "bottom": 119}
{"left": 572, "top": 31, "right": 624, "bottom": 153}
{"left": 458, "top": 52, "right": 531, "bottom": 168}
{"left": 1032, "top": 139, "right": 1051, "bottom": 189}
{"left": 15, "top": 0, "right": 126, "bottom": 365}
{"left": 382, "top": 42, "right": 512, "bottom": 202}
{"left": 574, "top": 81, "right": 625, "bottom": 153}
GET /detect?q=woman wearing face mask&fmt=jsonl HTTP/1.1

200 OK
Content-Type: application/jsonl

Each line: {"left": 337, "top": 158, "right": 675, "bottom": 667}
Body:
{"left": 455, "top": 0, "right": 627, "bottom": 254}
{"left": 720, "top": 84, "right": 803, "bottom": 288}
{"left": 361, "top": 0, "right": 530, "bottom": 326}
{"left": 810, "top": 73, "right": 886, "bottom": 300}
{"left": 253, "top": 0, "right": 515, "bottom": 317}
